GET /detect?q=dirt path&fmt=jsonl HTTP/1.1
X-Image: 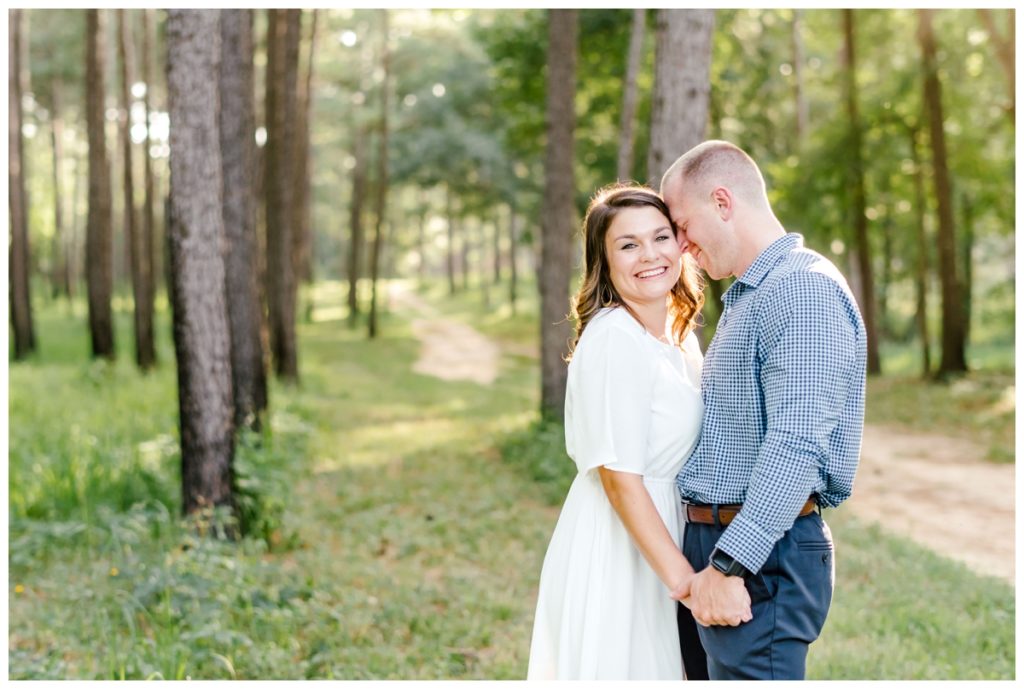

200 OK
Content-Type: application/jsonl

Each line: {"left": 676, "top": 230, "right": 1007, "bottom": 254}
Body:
{"left": 393, "top": 285, "right": 1015, "bottom": 585}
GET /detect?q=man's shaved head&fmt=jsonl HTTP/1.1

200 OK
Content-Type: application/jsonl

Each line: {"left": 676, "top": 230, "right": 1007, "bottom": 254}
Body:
{"left": 660, "top": 140, "right": 768, "bottom": 208}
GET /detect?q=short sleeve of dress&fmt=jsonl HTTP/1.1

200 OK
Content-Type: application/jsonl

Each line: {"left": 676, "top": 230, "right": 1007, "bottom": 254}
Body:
{"left": 570, "top": 321, "right": 653, "bottom": 476}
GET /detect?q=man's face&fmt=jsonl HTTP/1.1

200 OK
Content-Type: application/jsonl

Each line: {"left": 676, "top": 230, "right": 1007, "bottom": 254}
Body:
{"left": 664, "top": 178, "right": 734, "bottom": 280}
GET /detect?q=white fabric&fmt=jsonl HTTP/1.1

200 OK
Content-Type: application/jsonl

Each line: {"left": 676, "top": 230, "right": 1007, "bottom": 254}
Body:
{"left": 528, "top": 307, "right": 704, "bottom": 680}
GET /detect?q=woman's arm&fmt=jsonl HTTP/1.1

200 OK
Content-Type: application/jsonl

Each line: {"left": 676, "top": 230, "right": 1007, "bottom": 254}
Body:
{"left": 598, "top": 466, "right": 695, "bottom": 601}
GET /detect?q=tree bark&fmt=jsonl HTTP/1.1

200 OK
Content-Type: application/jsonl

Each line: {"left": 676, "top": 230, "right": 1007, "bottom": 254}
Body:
{"left": 368, "top": 9, "right": 390, "bottom": 340}
{"left": 10, "top": 8, "right": 35, "bottom": 358}
{"left": 85, "top": 9, "right": 116, "bottom": 360}
{"left": 120, "top": 9, "right": 157, "bottom": 370}
{"left": 617, "top": 8, "right": 645, "bottom": 182}
{"left": 842, "top": 9, "right": 881, "bottom": 375}
{"left": 908, "top": 124, "right": 932, "bottom": 377}
{"left": 646, "top": 9, "right": 714, "bottom": 185}
{"left": 264, "top": 9, "right": 300, "bottom": 379}
{"left": 221, "top": 8, "right": 269, "bottom": 431}
{"left": 540, "top": 9, "right": 578, "bottom": 421}
{"left": 918, "top": 9, "right": 967, "bottom": 375}
{"left": 347, "top": 121, "right": 368, "bottom": 326}
{"left": 166, "top": 8, "right": 236, "bottom": 519}
{"left": 959, "top": 192, "right": 974, "bottom": 346}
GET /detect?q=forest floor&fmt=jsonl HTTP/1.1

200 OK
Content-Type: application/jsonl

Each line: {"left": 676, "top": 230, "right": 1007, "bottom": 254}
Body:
{"left": 391, "top": 282, "right": 1016, "bottom": 585}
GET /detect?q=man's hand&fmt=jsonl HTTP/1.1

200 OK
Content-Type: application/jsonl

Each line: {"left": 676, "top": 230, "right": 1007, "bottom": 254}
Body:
{"left": 688, "top": 566, "right": 753, "bottom": 627}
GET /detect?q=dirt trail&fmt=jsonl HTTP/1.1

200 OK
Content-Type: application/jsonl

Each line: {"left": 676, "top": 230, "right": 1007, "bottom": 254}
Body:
{"left": 393, "top": 283, "right": 1015, "bottom": 585}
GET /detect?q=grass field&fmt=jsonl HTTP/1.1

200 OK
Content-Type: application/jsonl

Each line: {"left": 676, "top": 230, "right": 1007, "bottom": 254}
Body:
{"left": 7, "top": 279, "right": 1015, "bottom": 679}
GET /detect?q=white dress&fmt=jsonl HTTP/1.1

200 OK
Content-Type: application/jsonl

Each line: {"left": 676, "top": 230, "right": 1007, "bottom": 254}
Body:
{"left": 527, "top": 306, "right": 704, "bottom": 680}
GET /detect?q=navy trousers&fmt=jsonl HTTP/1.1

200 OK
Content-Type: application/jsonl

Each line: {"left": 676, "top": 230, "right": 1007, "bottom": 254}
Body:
{"left": 679, "top": 513, "right": 835, "bottom": 680}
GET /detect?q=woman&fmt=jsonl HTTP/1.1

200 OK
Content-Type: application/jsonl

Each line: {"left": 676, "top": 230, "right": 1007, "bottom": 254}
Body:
{"left": 527, "top": 185, "right": 710, "bottom": 679}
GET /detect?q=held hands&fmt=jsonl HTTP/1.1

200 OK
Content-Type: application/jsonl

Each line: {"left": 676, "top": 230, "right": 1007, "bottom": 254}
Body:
{"left": 685, "top": 566, "right": 753, "bottom": 627}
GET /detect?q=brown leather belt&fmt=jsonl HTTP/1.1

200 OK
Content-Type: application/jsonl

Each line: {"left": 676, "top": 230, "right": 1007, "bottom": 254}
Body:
{"left": 683, "top": 497, "right": 818, "bottom": 527}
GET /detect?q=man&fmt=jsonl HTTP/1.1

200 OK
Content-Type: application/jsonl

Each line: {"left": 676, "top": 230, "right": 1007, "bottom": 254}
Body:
{"left": 661, "top": 140, "right": 867, "bottom": 680}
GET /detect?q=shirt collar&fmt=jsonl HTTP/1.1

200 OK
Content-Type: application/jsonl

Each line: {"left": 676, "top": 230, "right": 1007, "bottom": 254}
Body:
{"left": 735, "top": 233, "right": 803, "bottom": 289}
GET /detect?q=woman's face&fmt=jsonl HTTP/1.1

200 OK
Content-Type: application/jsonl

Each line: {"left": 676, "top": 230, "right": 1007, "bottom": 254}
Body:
{"left": 603, "top": 205, "right": 685, "bottom": 309}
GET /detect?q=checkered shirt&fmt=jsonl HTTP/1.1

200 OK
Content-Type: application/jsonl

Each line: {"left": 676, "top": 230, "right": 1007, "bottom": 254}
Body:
{"left": 677, "top": 233, "right": 867, "bottom": 573}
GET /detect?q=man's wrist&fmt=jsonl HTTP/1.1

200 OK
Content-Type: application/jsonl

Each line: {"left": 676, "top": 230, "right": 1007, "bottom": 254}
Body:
{"left": 709, "top": 547, "right": 751, "bottom": 578}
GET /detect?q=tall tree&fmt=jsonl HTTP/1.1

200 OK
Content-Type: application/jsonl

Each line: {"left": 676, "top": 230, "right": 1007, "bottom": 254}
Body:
{"left": 293, "top": 9, "right": 318, "bottom": 287}
{"left": 141, "top": 8, "right": 159, "bottom": 336}
{"left": 221, "top": 8, "right": 268, "bottom": 431}
{"left": 119, "top": 9, "right": 156, "bottom": 370}
{"left": 646, "top": 9, "right": 714, "bottom": 185}
{"left": 918, "top": 9, "right": 967, "bottom": 375}
{"left": 85, "top": 9, "right": 115, "bottom": 359}
{"left": 841, "top": 9, "right": 880, "bottom": 375}
{"left": 166, "top": 8, "right": 236, "bottom": 519}
{"left": 539, "top": 9, "right": 577, "bottom": 421}
{"left": 616, "top": 8, "right": 645, "bottom": 181}
{"left": 368, "top": 9, "right": 390, "bottom": 340}
{"left": 264, "top": 9, "right": 301, "bottom": 379}
{"left": 346, "top": 120, "right": 368, "bottom": 325}
{"left": 508, "top": 201, "right": 518, "bottom": 315}
{"left": 908, "top": 124, "right": 932, "bottom": 377}
{"left": 9, "top": 8, "right": 35, "bottom": 359}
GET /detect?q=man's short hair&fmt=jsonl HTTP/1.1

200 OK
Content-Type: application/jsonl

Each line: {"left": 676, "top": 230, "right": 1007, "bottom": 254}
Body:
{"left": 660, "top": 140, "right": 767, "bottom": 206}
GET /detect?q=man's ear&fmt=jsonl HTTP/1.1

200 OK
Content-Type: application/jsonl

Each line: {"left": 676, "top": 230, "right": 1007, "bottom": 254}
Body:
{"left": 710, "top": 186, "right": 733, "bottom": 221}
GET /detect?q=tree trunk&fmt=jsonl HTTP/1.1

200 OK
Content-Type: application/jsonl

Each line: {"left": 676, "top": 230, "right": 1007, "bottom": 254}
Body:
{"left": 842, "top": 10, "right": 881, "bottom": 375}
{"left": 492, "top": 211, "right": 502, "bottom": 285}
{"left": 479, "top": 218, "right": 491, "bottom": 308}
{"left": 977, "top": 9, "right": 1014, "bottom": 123}
{"left": 417, "top": 191, "right": 428, "bottom": 282}
{"left": 347, "top": 121, "right": 367, "bottom": 326}
{"left": 918, "top": 9, "right": 967, "bottom": 375}
{"left": 166, "top": 8, "right": 236, "bottom": 519}
{"left": 540, "top": 9, "right": 578, "bottom": 421}
{"left": 460, "top": 215, "right": 469, "bottom": 291}
{"left": 959, "top": 192, "right": 974, "bottom": 347}
{"left": 264, "top": 9, "right": 300, "bottom": 379}
{"left": 10, "top": 8, "right": 35, "bottom": 358}
{"left": 141, "top": 8, "right": 159, "bottom": 338}
{"left": 878, "top": 174, "right": 894, "bottom": 339}
{"left": 508, "top": 201, "right": 518, "bottom": 316}
{"left": 792, "top": 9, "right": 809, "bottom": 145}
{"left": 49, "top": 79, "right": 70, "bottom": 300}
{"left": 617, "top": 8, "right": 645, "bottom": 182}
{"left": 446, "top": 184, "right": 456, "bottom": 295}
{"left": 293, "top": 9, "right": 318, "bottom": 287}
{"left": 120, "top": 9, "right": 156, "bottom": 370}
{"left": 908, "top": 124, "right": 932, "bottom": 377}
{"left": 85, "top": 9, "right": 116, "bottom": 360}
{"left": 646, "top": 9, "right": 714, "bottom": 185}
{"left": 221, "top": 8, "right": 269, "bottom": 431}
{"left": 368, "top": 9, "right": 390, "bottom": 340}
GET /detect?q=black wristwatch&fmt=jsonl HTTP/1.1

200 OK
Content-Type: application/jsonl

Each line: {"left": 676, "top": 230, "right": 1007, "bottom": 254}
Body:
{"left": 709, "top": 547, "right": 751, "bottom": 579}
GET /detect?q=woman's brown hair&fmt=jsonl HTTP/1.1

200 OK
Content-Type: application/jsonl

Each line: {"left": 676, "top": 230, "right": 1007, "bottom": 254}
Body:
{"left": 568, "top": 183, "right": 704, "bottom": 358}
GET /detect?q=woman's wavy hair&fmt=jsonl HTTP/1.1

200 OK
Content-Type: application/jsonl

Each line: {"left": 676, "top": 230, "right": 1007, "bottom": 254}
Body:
{"left": 568, "top": 183, "right": 704, "bottom": 359}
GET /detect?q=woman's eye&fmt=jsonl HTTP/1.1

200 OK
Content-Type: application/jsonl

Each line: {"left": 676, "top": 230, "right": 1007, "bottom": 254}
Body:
{"left": 621, "top": 243, "right": 637, "bottom": 250}
{"left": 655, "top": 234, "right": 670, "bottom": 241}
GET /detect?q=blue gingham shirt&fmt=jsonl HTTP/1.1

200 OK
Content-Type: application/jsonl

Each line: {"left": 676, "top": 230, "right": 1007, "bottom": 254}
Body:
{"left": 677, "top": 233, "right": 867, "bottom": 573}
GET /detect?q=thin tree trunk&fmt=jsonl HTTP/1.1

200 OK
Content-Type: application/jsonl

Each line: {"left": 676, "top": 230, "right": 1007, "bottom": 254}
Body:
{"left": 293, "top": 9, "right": 318, "bottom": 286}
{"left": 540, "top": 9, "right": 578, "bottom": 421}
{"left": 368, "top": 9, "right": 390, "bottom": 340}
{"left": 85, "top": 9, "right": 116, "bottom": 359}
{"left": 878, "top": 174, "right": 894, "bottom": 339}
{"left": 508, "top": 201, "right": 518, "bottom": 315}
{"left": 792, "top": 9, "right": 809, "bottom": 145}
{"left": 10, "top": 8, "right": 35, "bottom": 357}
{"left": 492, "top": 212, "right": 501, "bottom": 285}
{"left": 346, "top": 122, "right": 367, "bottom": 325}
{"left": 617, "top": 8, "right": 645, "bottom": 182}
{"left": 908, "top": 124, "right": 932, "bottom": 377}
{"left": 479, "top": 218, "right": 491, "bottom": 308}
{"left": 166, "top": 8, "right": 236, "bottom": 521}
{"left": 141, "top": 8, "right": 159, "bottom": 336}
{"left": 646, "top": 9, "right": 714, "bottom": 185}
{"left": 977, "top": 9, "right": 1015, "bottom": 123}
{"left": 460, "top": 216, "right": 469, "bottom": 291}
{"left": 120, "top": 9, "right": 156, "bottom": 370}
{"left": 446, "top": 184, "right": 456, "bottom": 295}
{"left": 918, "top": 9, "right": 967, "bottom": 375}
{"left": 221, "top": 8, "right": 268, "bottom": 431}
{"left": 264, "top": 9, "right": 300, "bottom": 379}
{"left": 842, "top": 10, "right": 880, "bottom": 375}
{"left": 68, "top": 140, "right": 84, "bottom": 300}
{"left": 959, "top": 192, "right": 974, "bottom": 347}
{"left": 50, "top": 79, "right": 69, "bottom": 299}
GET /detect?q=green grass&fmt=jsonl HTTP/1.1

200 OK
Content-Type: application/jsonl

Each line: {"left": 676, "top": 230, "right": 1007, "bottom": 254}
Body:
{"left": 8, "top": 279, "right": 1015, "bottom": 679}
